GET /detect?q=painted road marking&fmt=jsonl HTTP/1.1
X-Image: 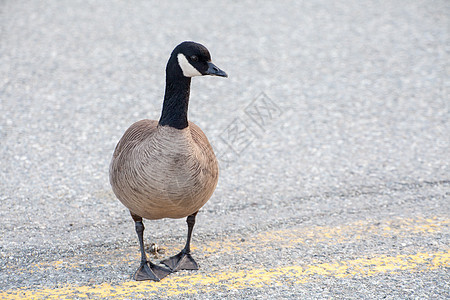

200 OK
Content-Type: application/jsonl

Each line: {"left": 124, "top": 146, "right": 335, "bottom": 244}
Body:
{"left": 203, "top": 216, "right": 449, "bottom": 254}
{"left": 2, "top": 216, "right": 448, "bottom": 299}
{"left": 13, "top": 216, "right": 448, "bottom": 273}
{"left": 1, "top": 251, "right": 448, "bottom": 299}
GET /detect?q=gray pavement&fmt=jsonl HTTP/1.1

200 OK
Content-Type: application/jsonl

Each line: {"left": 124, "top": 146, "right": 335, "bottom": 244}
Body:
{"left": 1, "top": 0, "right": 449, "bottom": 299}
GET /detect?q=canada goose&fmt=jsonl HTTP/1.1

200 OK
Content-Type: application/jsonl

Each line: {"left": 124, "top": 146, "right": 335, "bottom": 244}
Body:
{"left": 109, "top": 41, "right": 227, "bottom": 281}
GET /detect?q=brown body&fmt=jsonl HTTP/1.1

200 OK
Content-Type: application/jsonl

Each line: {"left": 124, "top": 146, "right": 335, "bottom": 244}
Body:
{"left": 109, "top": 41, "right": 227, "bottom": 281}
{"left": 109, "top": 119, "right": 219, "bottom": 220}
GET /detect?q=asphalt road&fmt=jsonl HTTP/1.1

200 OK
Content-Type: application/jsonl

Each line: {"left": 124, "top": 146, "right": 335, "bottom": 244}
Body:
{"left": 1, "top": 0, "right": 449, "bottom": 299}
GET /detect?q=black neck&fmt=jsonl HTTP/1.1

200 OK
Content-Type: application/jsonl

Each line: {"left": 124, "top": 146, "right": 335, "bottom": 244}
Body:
{"left": 158, "top": 76, "right": 191, "bottom": 129}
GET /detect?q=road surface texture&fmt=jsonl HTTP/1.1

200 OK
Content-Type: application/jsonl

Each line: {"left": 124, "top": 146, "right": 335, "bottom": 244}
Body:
{"left": 1, "top": 0, "right": 449, "bottom": 299}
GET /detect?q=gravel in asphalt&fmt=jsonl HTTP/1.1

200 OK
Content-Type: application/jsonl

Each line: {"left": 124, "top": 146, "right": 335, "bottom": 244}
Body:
{"left": 1, "top": 0, "right": 449, "bottom": 299}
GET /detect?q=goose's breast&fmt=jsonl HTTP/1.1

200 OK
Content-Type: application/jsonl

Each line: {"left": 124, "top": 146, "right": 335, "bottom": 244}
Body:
{"left": 110, "top": 125, "right": 218, "bottom": 220}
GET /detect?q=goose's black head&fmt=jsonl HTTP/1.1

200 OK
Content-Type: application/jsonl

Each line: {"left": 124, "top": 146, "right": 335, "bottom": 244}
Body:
{"left": 166, "top": 41, "right": 228, "bottom": 79}
{"left": 160, "top": 41, "right": 227, "bottom": 129}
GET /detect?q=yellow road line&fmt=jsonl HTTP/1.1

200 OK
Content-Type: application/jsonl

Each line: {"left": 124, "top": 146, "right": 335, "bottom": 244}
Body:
{"left": 203, "top": 216, "right": 449, "bottom": 254}
{"left": 2, "top": 250, "right": 449, "bottom": 299}
{"left": 21, "top": 216, "right": 448, "bottom": 273}
{"left": 3, "top": 216, "right": 448, "bottom": 298}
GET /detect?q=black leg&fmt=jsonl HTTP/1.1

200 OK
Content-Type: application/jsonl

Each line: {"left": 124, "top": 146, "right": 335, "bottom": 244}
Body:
{"left": 161, "top": 211, "right": 199, "bottom": 272}
{"left": 182, "top": 211, "right": 197, "bottom": 254}
{"left": 131, "top": 212, "right": 171, "bottom": 281}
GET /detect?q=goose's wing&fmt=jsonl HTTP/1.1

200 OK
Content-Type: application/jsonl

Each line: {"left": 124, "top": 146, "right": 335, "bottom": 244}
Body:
{"left": 189, "top": 122, "right": 215, "bottom": 154}
{"left": 189, "top": 122, "right": 218, "bottom": 178}
{"left": 112, "top": 119, "right": 159, "bottom": 159}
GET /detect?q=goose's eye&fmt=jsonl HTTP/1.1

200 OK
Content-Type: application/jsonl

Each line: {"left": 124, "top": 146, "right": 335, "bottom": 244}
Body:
{"left": 190, "top": 55, "right": 198, "bottom": 62}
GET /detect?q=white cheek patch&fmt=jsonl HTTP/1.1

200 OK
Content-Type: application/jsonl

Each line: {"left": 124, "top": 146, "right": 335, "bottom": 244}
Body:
{"left": 177, "top": 53, "right": 202, "bottom": 77}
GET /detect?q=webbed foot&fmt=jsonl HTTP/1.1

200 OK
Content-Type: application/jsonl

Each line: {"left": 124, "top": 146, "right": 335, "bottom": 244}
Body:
{"left": 134, "top": 261, "right": 171, "bottom": 281}
{"left": 161, "top": 251, "right": 199, "bottom": 272}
